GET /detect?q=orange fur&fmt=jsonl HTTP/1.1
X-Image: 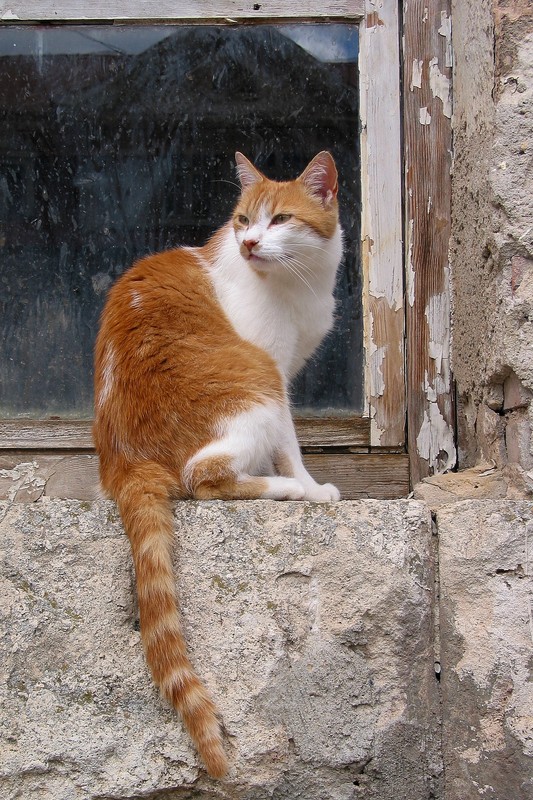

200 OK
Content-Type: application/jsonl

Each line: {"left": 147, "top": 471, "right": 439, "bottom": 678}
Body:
{"left": 93, "top": 151, "right": 341, "bottom": 779}
{"left": 232, "top": 176, "right": 338, "bottom": 241}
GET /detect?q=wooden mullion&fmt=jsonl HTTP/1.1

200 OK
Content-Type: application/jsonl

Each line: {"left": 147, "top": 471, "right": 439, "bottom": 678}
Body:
{"left": 359, "top": 0, "right": 405, "bottom": 448}
{"left": 402, "top": 0, "right": 456, "bottom": 484}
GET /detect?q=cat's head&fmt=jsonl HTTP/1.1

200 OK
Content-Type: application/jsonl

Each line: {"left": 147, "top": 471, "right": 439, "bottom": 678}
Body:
{"left": 232, "top": 152, "right": 340, "bottom": 273}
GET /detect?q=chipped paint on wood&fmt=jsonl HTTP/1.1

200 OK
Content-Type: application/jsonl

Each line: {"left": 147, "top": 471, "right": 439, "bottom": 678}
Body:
{"left": 438, "top": 11, "right": 453, "bottom": 68}
{"left": 0, "top": 454, "right": 100, "bottom": 501}
{"left": 416, "top": 401, "right": 455, "bottom": 473}
{"left": 368, "top": 297, "right": 405, "bottom": 446}
{"left": 366, "top": 11, "right": 384, "bottom": 29}
{"left": 403, "top": 0, "right": 455, "bottom": 484}
{"left": 360, "top": 0, "right": 405, "bottom": 447}
{"left": 0, "top": 462, "right": 46, "bottom": 502}
{"left": 418, "top": 266, "right": 455, "bottom": 473}
{"left": 407, "top": 217, "right": 416, "bottom": 308}
{"left": 411, "top": 59, "right": 424, "bottom": 90}
{"left": 429, "top": 57, "right": 452, "bottom": 117}
{"left": 426, "top": 268, "right": 451, "bottom": 381}
{"left": 0, "top": 1, "right": 365, "bottom": 20}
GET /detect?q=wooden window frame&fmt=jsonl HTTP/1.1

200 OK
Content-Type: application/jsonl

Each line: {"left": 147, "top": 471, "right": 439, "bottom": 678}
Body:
{"left": 0, "top": 1, "right": 454, "bottom": 499}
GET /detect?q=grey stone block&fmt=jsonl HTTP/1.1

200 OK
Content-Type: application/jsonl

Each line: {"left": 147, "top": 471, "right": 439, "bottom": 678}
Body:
{"left": 438, "top": 500, "right": 533, "bottom": 800}
{"left": 0, "top": 499, "right": 439, "bottom": 800}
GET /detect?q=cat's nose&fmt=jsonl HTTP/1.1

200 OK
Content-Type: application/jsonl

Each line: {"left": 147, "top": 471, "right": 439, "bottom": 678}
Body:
{"left": 243, "top": 238, "right": 259, "bottom": 253}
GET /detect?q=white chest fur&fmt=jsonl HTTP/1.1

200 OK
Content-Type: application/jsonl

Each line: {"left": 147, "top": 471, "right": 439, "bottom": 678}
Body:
{"left": 207, "top": 225, "right": 343, "bottom": 381}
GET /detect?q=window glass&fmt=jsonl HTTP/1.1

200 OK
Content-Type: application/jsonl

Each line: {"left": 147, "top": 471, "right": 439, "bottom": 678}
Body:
{"left": 0, "top": 24, "right": 361, "bottom": 419}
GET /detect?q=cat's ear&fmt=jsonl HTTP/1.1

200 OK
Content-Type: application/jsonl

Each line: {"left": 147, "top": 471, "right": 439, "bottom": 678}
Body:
{"left": 299, "top": 151, "right": 338, "bottom": 206}
{"left": 235, "top": 152, "right": 264, "bottom": 190}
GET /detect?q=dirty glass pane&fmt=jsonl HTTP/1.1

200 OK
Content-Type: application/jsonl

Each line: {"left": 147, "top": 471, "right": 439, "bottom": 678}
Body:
{"left": 0, "top": 24, "right": 361, "bottom": 419}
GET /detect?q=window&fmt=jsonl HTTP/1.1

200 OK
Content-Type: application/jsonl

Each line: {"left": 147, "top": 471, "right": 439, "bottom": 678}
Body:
{"left": 0, "top": 23, "right": 360, "bottom": 417}
{"left": 0, "top": 2, "right": 412, "bottom": 499}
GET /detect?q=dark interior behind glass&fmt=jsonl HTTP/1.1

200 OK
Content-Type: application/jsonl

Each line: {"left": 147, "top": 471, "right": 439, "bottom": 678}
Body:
{"left": 0, "top": 24, "right": 361, "bottom": 419}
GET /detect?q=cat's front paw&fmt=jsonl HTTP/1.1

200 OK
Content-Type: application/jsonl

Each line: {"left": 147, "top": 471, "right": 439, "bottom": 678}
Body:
{"left": 303, "top": 483, "right": 341, "bottom": 503}
{"left": 264, "top": 476, "right": 306, "bottom": 501}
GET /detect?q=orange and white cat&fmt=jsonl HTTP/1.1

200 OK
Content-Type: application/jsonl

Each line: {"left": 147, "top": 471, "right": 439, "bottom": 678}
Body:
{"left": 93, "top": 151, "right": 343, "bottom": 779}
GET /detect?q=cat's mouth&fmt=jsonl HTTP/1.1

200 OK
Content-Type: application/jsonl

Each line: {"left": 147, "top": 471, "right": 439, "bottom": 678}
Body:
{"left": 242, "top": 249, "right": 268, "bottom": 264}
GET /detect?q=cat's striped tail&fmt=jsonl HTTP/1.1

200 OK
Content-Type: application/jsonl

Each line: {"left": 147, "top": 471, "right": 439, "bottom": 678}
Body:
{"left": 116, "top": 462, "right": 228, "bottom": 779}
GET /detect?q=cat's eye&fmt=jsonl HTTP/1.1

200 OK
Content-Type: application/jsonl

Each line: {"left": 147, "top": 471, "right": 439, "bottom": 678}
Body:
{"left": 271, "top": 214, "right": 292, "bottom": 225}
{"left": 237, "top": 215, "right": 249, "bottom": 225}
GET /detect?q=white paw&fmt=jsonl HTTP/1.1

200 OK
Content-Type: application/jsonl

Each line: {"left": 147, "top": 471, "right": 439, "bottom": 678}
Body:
{"left": 303, "top": 483, "right": 341, "bottom": 503}
{"left": 264, "top": 477, "right": 306, "bottom": 501}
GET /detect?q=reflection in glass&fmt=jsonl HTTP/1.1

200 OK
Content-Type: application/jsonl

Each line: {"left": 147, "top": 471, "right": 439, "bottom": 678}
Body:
{"left": 0, "top": 24, "right": 361, "bottom": 419}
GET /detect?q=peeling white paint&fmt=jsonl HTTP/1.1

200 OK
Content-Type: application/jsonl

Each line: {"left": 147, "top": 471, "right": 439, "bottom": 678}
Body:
{"left": 427, "top": 195, "right": 432, "bottom": 214}
{"left": 416, "top": 402, "right": 456, "bottom": 472}
{"left": 368, "top": 274, "right": 403, "bottom": 311}
{"left": 1, "top": 9, "right": 20, "bottom": 19}
{"left": 422, "top": 7, "right": 429, "bottom": 23}
{"left": 429, "top": 57, "right": 452, "bottom": 118}
{"left": 360, "top": 0, "right": 404, "bottom": 448}
{"left": 423, "top": 371, "right": 437, "bottom": 403}
{"left": 370, "top": 415, "right": 386, "bottom": 447}
{"left": 438, "top": 11, "right": 453, "bottom": 69}
{"left": 411, "top": 59, "right": 423, "bottom": 90}
{"left": 369, "top": 342, "right": 386, "bottom": 399}
{"left": 428, "top": 341, "right": 444, "bottom": 375}
{"left": 417, "top": 263, "right": 456, "bottom": 472}
{"left": 0, "top": 462, "right": 45, "bottom": 502}
{"left": 407, "top": 218, "right": 415, "bottom": 307}
{"left": 425, "top": 267, "right": 451, "bottom": 380}
{"left": 419, "top": 107, "right": 432, "bottom": 125}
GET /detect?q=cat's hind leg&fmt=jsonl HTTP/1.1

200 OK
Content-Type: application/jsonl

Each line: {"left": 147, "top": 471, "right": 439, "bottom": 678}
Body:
{"left": 184, "top": 402, "right": 306, "bottom": 501}
{"left": 187, "top": 457, "right": 305, "bottom": 501}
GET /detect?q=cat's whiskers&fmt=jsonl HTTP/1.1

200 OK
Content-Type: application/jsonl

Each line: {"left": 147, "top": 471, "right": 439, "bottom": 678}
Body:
{"left": 296, "top": 242, "right": 334, "bottom": 257}
{"left": 274, "top": 254, "right": 318, "bottom": 298}
{"left": 211, "top": 178, "right": 242, "bottom": 191}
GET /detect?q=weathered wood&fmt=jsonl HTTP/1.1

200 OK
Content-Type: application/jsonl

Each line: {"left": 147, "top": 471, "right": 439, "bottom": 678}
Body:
{"left": 296, "top": 416, "right": 369, "bottom": 447}
{"left": 0, "top": 453, "right": 100, "bottom": 502}
{"left": 0, "top": 1, "right": 363, "bottom": 21}
{"left": 359, "top": 0, "right": 405, "bottom": 447}
{"left": 0, "top": 417, "right": 370, "bottom": 450}
{"left": 303, "top": 453, "right": 409, "bottom": 499}
{"left": 0, "top": 451, "right": 409, "bottom": 501}
{"left": 0, "top": 420, "right": 94, "bottom": 450}
{"left": 403, "top": 1, "right": 455, "bottom": 483}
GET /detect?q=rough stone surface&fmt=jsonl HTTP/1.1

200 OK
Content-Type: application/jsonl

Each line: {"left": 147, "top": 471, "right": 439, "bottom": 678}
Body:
{"left": 413, "top": 462, "right": 533, "bottom": 509}
{"left": 0, "top": 499, "right": 440, "bottom": 800}
{"left": 438, "top": 501, "right": 533, "bottom": 800}
{"left": 451, "top": 0, "right": 533, "bottom": 471}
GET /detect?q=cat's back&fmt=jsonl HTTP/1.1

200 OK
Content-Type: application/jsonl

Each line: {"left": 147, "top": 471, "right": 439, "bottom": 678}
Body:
{"left": 94, "top": 244, "right": 234, "bottom": 417}
{"left": 94, "top": 243, "right": 283, "bottom": 426}
{"left": 98, "top": 246, "right": 225, "bottom": 342}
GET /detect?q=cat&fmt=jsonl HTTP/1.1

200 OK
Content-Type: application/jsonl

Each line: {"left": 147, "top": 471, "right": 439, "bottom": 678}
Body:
{"left": 93, "top": 151, "right": 343, "bottom": 779}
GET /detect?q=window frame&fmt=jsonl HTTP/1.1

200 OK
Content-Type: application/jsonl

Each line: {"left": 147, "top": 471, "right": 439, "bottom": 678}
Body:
{"left": 1, "top": 0, "right": 452, "bottom": 499}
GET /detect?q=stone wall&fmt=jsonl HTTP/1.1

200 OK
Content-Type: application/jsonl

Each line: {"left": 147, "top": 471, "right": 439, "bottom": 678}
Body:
{"left": 451, "top": 0, "right": 533, "bottom": 476}
{"left": 1, "top": 498, "right": 532, "bottom": 800}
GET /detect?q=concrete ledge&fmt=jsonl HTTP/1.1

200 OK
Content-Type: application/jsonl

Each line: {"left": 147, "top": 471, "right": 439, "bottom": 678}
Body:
{"left": 0, "top": 499, "right": 439, "bottom": 800}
